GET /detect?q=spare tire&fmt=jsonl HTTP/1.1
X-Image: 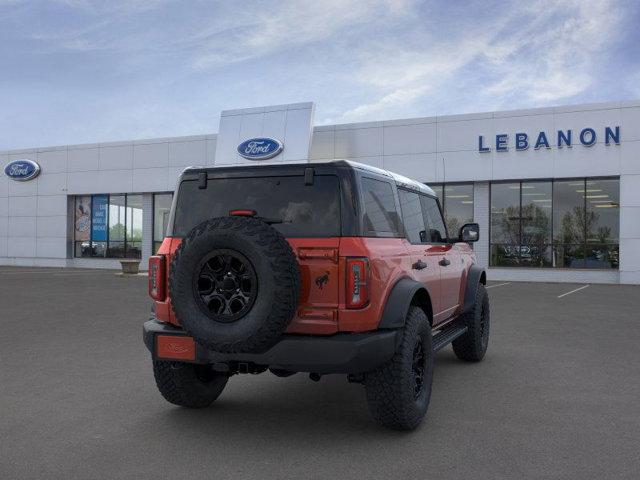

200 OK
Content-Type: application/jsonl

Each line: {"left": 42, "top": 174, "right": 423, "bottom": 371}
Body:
{"left": 169, "top": 216, "right": 301, "bottom": 353}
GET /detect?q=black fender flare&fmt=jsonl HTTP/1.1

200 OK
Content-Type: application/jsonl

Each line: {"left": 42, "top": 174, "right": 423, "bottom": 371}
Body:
{"left": 462, "top": 264, "right": 486, "bottom": 314}
{"left": 378, "top": 278, "right": 433, "bottom": 329}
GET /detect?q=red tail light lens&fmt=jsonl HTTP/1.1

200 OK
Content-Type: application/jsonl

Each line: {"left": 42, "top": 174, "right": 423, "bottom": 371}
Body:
{"left": 346, "top": 257, "right": 369, "bottom": 309}
{"left": 148, "top": 255, "right": 166, "bottom": 301}
{"left": 229, "top": 209, "right": 257, "bottom": 217}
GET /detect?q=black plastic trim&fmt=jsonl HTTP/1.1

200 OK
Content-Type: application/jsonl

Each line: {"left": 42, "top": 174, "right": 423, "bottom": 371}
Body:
{"left": 378, "top": 278, "right": 430, "bottom": 329}
{"left": 143, "top": 319, "right": 400, "bottom": 374}
{"left": 462, "top": 264, "right": 486, "bottom": 313}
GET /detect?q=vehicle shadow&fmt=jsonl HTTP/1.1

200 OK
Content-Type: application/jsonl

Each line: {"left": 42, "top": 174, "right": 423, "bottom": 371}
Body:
{"left": 134, "top": 352, "right": 463, "bottom": 445}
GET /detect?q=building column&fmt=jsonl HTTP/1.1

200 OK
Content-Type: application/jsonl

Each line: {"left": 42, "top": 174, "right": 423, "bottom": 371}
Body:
{"left": 473, "top": 182, "right": 489, "bottom": 269}
{"left": 619, "top": 174, "right": 640, "bottom": 284}
{"left": 141, "top": 193, "right": 153, "bottom": 270}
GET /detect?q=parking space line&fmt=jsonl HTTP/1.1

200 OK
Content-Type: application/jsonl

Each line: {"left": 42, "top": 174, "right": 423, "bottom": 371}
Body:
{"left": 557, "top": 284, "right": 590, "bottom": 298}
{"left": 486, "top": 282, "right": 511, "bottom": 289}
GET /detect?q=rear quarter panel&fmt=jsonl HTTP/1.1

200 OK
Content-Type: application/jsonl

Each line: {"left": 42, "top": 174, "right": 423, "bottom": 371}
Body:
{"left": 155, "top": 236, "right": 419, "bottom": 335}
{"left": 332, "top": 237, "right": 412, "bottom": 333}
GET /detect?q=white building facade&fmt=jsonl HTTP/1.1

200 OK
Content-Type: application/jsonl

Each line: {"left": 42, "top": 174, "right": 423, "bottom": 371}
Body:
{"left": 1, "top": 100, "right": 639, "bottom": 284}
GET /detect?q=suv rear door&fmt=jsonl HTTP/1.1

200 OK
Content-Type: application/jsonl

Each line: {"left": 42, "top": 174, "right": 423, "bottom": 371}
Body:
{"left": 397, "top": 189, "right": 445, "bottom": 323}
{"left": 420, "top": 195, "right": 462, "bottom": 319}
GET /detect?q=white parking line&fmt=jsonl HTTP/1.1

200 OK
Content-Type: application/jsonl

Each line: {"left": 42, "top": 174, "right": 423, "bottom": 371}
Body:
{"left": 486, "top": 282, "right": 511, "bottom": 289}
{"left": 557, "top": 284, "right": 590, "bottom": 298}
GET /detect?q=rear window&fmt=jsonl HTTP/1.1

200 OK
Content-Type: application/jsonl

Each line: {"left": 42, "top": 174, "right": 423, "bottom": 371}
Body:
{"left": 361, "top": 177, "right": 402, "bottom": 236}
{"left": 172, "top": 175, "right": 341, "bottom": 237}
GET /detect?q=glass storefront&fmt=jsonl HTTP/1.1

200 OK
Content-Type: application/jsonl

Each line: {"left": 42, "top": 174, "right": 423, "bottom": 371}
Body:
{"left": 490, "top": 178, "right": 619, "bottom": 269}
{"left": 153, "top": 193, "right": 173, "bottom": 253}
{"left": 71, "top": 177, "right": 619, "bottom": 270}
{"left": 430, "top": 183, "right": 474, "bottom": 237}
{"left": 74, "top": 193, "right": 144, "bottom": 259}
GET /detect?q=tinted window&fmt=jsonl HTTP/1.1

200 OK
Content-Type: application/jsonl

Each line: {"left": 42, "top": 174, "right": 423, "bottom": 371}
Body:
{"left": 490, "top": 178, "right": 619, "bottom": 269}
{"left": 491, "top": 182, "right": 520, "bottom": 245}
{"left": 585, "top": 178, "right": 619, "bottom": 244}
{"left": 173, "top": 175, "right": 340, "bottom": 237}
{"left": 153, "top": 193, "right": 173, "bottom": 253}
{"left": 553, "top": 180, "right": 586, "bottom": 268}
{"left": 420, "top": 195, "right": 447, "bottom": 243}
{"left": 443, "top": 183, "right": 474, "bottom": 235}
{"left": 520, "top": 181, "right": 552, "bottom": 267}
{"left": 108, "top": 194, "right": 126, "bottom": 258}
{"left": 398, "top": 189, "right": 426, "bottom": 243}
{"left": 361, "top": 177, "right": 401, "bottom": 235}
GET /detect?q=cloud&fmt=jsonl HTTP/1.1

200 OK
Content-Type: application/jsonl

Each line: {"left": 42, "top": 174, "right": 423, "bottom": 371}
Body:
{"left": 191, "top": 0, "right": 415, "bottom": 70}
{"left": 481, "top": 0, "right": 622, "bottom": 104}
{"left": 335, "top": 0, "right": 626, "bottom": 122}
{"left": 0, "top": 0, "right": 635, "bottom": 149}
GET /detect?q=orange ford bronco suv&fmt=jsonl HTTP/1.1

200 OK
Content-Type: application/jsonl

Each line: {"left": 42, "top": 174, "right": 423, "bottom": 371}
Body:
{"left": 144, "top": 160, "right": 489, "bottom": 430}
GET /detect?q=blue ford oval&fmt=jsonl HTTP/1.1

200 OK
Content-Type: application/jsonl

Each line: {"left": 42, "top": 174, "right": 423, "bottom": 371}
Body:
{"left": 4, "top": 159, "right": 41, "bottom": 181}
{"left": 237, "top": 138, "right": 283, "bottom": 160}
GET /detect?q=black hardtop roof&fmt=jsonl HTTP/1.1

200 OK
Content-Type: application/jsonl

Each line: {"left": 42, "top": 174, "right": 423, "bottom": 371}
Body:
{"left": 181, "top": 160, "right": 436, "bottom": 196}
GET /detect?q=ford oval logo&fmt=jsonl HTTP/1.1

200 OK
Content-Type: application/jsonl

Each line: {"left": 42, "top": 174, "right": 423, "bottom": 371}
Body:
{"left": 237, "top": 137, "right": 283, "bottom": 160}
{"left": 4, "top": 159, "right": 41, "bottom": 182}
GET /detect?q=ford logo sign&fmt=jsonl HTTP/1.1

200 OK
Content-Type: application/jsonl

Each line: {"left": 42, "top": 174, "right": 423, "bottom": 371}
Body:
{"left": 237, "top": 137, "right": 283, "bottom": 160}
{"left": 4, "top": 159, "right": 41, "bottom": 181}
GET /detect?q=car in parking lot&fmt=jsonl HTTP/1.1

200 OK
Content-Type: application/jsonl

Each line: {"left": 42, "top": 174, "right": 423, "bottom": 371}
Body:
{"left": 144, "top": 160, "right": 490, "bottom": 430}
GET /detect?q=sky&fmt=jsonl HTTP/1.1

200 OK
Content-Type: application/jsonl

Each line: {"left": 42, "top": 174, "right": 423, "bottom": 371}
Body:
{"left": 1, "top": 0, "right": 639, "bottom": 150}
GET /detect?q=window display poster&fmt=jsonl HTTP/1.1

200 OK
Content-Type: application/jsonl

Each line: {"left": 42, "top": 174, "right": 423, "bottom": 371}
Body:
{"left": 91, "top": 195, "right": 108, "bottom": 242}
{"left": 74, "top": 196, "right": 91, "bottom": 241}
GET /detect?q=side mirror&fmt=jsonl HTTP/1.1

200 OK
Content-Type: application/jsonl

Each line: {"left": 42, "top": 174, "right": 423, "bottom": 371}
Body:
{"left": 459, "top": 223, "right": 480, "bottom": 243}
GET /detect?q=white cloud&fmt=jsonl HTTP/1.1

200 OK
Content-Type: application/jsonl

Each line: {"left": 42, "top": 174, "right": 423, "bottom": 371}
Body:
{"left": 191, "top": 0, "right": 415, "bottom": 69}
{"left": 481, "top": 0, "right": 621, "bottom": 105}
{"left": 335, "top": 0, "right": 625, "bottom": 122}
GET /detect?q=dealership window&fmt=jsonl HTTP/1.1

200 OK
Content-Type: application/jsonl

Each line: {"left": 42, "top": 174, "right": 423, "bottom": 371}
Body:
{"left": 490, "top": 178, "right": 619, "bottom": 269}
{"left": 73, "top": 194, "right": 144, "bottom": 259}
{"left": 430, "top": 183, "right": 474, "bottom": 237}
{"left": 153, "top": 193, "right": 173, "bottom": 253}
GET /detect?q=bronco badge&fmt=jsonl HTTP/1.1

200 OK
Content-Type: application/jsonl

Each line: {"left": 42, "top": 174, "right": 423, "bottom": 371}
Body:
{"left": 315, "top": 271, "right": 330, "bottom": 290}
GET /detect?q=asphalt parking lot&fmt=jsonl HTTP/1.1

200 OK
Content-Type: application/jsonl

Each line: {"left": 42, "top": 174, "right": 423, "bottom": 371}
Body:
{"left": 1, "top": 268, "right": 639, "bottom": 479}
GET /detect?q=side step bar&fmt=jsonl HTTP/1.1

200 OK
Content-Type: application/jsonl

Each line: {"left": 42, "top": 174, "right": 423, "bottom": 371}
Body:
{"left": 432, "top": 324, "right": 468, "bottom": 352}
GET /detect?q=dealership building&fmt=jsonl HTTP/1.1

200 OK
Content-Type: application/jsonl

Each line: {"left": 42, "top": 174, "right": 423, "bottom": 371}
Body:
{"left": 1, "top": 100, "right": 639, "bottom": 284}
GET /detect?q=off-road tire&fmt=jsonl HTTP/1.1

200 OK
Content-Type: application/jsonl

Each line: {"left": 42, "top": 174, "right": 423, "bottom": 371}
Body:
{"left": 169, "top": 216, "right": 301, "bottom": 353}
{"left": 452, "top": 283, "right": 490, "bottom": 362}
{"left": 364, "top": 307, "right": 433, "bottom": 431}
{"left": 153, "top": 360, "right": 228, "bottom": 408}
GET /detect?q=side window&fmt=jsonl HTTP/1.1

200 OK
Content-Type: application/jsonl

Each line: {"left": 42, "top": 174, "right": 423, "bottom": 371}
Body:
{"left": 398, "top": 189, "right": 427, "bottom": 243}
{"left": 420, "top": 195, "right": 448, "bottom": 243}
{"left": 361, "top": 177, "right": 401, "bottom": 236}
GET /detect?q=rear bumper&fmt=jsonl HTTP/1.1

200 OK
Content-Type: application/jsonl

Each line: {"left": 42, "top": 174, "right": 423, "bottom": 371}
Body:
{"left": 143, "top": 318, "right": 399, "bottom": 374}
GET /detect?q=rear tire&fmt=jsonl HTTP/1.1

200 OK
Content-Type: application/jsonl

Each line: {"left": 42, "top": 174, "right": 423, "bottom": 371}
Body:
{"left": 364, "top": 307, "right": 433, "bottom": 431}
{"left": 452, "top": 283, "right": 490, "bottom": 362}
{"left": 153, "top": 360, "right": 228, "bottom": 408}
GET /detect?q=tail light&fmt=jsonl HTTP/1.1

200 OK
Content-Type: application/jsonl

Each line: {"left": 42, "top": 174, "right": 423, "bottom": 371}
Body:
{"left": 346, "top": 257, "right": 370, "bottom": 309}
{"left": 149, "top": 255, "right": 166, "bottom": 301}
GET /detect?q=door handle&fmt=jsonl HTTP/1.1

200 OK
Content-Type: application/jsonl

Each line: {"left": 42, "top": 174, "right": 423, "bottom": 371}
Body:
{"left": 439, "top": 258, "right": 451, "bottom": 267}
{"left": 412, "top": 260, "right": 428, "bottom": 270}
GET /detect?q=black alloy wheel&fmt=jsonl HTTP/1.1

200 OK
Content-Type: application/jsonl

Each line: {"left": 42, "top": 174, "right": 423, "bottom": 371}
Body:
{"left": 412, "top": 338, "right": 426, "bottom": 399}
{"left": 193, "top": 249, "right": 258, "bottom": 323}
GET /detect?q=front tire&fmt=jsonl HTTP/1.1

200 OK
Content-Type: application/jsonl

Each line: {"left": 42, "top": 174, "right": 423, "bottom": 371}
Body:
{"left": 364, "top": 307, "right": 433, "bottom": 431}
{"left": 153, "top": 360, "right": 228, "bottom": 408}
{"left": 452, "top": 283, "right": 490, "bottom": 362}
